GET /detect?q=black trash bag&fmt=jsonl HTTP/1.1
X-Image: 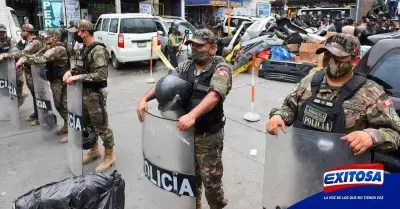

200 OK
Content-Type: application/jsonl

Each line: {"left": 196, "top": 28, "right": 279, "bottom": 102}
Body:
{"left": 13, "top": 170, "right": 125, "bottom": 209}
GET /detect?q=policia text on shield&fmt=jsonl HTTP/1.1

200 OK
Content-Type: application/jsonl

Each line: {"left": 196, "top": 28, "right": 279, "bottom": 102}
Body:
{"left": 137, "top": 29, "right": 231, "bottom": 209}
{"left": 267, "top": 34, "right": 400, "bottom": 155}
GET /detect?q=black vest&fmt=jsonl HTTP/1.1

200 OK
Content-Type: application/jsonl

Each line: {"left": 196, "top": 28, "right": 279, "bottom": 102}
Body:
{"left": 45, "top": 43, "right": 70, "bottom": 81}
{"left": 293, "top": 70, "right": 367, "bottom": 134}
{"left": 183, "top": 58, "right": 225, "bottom": 134}
{"left": 73, "top": 42, "right": 107, "bottom": 89}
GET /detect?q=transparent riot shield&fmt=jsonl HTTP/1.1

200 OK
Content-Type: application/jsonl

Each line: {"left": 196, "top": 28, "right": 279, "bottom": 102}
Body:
{"left": 67, "top": 81, "right": 84, "bottom": 176}
{"left": 142, "top": 111, "right": 196, "bottom": 209}
{"left": 31, "top": 64, "right": 57, "bottom": 140}
{"left": 0, "top": 60, "right": 9, "bottom": 121}
{"left": 6, "top": 58, "right": 20, "bottom": 129}
{"left": 262, "top": 127, "right": 371, "bottom": 209}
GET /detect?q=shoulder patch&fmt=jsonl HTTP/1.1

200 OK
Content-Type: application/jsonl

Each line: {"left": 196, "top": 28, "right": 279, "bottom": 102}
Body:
{"left": 381, "top": 98, "right": 393, "bottom": 109}
{"left": 215, "top": 70, "right": 228, "bottom": 78}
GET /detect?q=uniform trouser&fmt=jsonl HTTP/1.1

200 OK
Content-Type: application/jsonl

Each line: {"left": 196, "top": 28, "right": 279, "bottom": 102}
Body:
{"left": 195, "top": 128, "right": 226, "bottom": 208}
{"left": 16, "top": 69, "right": 24, "bottom": 106}
{"left": 50, "top": 79, "right": 68, "bottom": 125}
{"left": 83, "top": 88, "right": 114, "bottom": 149}
{"left": 24, "top": 70, "right": 38, "bottom": 114}
{"left": 168, "top": 47, "right": 178, "bottom": 68}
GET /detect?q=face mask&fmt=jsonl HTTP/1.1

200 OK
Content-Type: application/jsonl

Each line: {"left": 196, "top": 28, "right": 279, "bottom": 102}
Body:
{"left": 324, "top": 57, "right": 353, "bottom": 78}
{"left": 192, "top": 48, "right": 211, "bottom": 65}
{"left": 74, "top": 32, "right": 83, "bottom": 43}
{"left": 0, "top": 33, "right": 5, "bottom": 40}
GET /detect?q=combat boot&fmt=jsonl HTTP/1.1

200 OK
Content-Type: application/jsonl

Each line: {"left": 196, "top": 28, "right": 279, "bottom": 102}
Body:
{"left": 60, "top": 135, "right": 68, "bottom": 143}
{"left": 95, "top": 147, "right": 116, "bottom": 173}
{"left": 26, "top": 112, "right": 38, "bottom": 121}
{"left": 209, "top": 199, "right": 228, "bottom": 209}
{"left": 83, "top": 142, "right": 101, "bottom": 165}
{"left": 57, "top": 123, "right": 68, "bottom": 135}
{"left": 30, "top": 119, "right": 40, "bottom": 126}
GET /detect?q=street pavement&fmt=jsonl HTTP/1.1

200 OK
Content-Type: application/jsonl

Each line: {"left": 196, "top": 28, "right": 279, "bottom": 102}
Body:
{"left": 0, "top": 60, "right": 295, "bottom": 209}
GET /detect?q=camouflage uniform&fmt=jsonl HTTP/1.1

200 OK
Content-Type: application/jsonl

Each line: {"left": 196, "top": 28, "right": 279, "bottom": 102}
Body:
{"left": 271, "top": 34, "right": 400, "bottom": 152}
{"left": 68, "top": 20, "right": 115, "bottom": 173}
{"left": 176, "top": 29, "right": 232, "bottom": 209}
{"left": 0, "top": 24, "right": 26, "bottom": 107}
{"left": 3, "top": 24, "right": 41, "bottom": 116}
{"left": 21, "top": 29, "right": 69, "bottom": 134}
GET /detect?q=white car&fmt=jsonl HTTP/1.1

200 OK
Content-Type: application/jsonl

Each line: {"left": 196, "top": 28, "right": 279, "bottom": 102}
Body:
{"left": 223, "top": 15, "right": 255, "bottom": 36}
{"left": 93, "top": 13, "right": 163, "bottom": 70}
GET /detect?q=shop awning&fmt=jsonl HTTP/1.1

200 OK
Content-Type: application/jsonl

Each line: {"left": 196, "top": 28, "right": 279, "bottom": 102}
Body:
{"left": 185, "top": 0, "right": 243, "bottom": 7}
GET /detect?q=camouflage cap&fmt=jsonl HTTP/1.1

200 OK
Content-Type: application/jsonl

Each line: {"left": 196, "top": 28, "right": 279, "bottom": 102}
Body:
{"left": 22, "top": 24, "right": 35, "bottom": 32}
{"left": 68, "top": 19, "right": 93, "bottom": 33}
{"left": 184, "top": 28, "right": 216, "bottom": 45}
{"left": 316, "top": 33, "right": 361, "bottom": 57}
{"left": 45, "top": 28, "right": 60, "bottom": 38}
{"left": 0, "top": 24, "right": 6, "bottom": 32}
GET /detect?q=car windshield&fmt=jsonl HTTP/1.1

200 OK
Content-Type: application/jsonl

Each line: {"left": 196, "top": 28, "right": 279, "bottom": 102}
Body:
{"left": 163, "top": 21, "right": 196, "bottom": 35}
{"left": 120, "top": 18, "right": 157, "bottom": 33}
{"left": 370, "top": 49, "right": 400, "bottom": 91}
{"left": 10, "top": 10, "right": 21, "bottom": 28}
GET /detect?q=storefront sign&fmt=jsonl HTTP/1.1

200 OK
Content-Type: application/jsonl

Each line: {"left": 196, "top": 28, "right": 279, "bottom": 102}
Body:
{"left": 42, "top": 0, "right": 64, "bottom": 30}
{"left": 65, "top": 0, "right": 81, "bottom": 23}
{"left": 140, "top": 2, "right": 152, "bottom": 14}
{"left": 186, "top": 0, "right": 243, "bottom": 7}
{"left": 257, "top": 2, "right": 271, "bottom": 17}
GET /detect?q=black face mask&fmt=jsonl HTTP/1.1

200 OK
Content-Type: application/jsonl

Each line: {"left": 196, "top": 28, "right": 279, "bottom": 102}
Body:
{"left": 74, "top": 32, "right": 83, "bottom": 43}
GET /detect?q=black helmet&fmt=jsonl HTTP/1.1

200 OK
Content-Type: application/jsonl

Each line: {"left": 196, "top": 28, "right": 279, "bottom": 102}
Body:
{"left": 82, "top": 128, "right": 98, "bottom": 150}
{"left": 155, "top": 72, "right": 193, "bottom": 116}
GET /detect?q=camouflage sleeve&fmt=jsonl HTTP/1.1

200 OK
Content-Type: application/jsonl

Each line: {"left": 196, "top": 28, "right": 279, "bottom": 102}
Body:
{"left": 210, "top": 63, "right": 232, "bottom": 101}
{"left": 79, "top": 46, "right": 109, "bottom": 82}
{"left": 5, "top": 40, "right": 41, "bottom": 59}
{"left": 27, "top": 47, "right": 66, "bottom": 65}
{"left": 270, "top": 74, "right": 312, "bottom": 125}
{"left": 364, "top": 92, "right": 400, "bottom": 152}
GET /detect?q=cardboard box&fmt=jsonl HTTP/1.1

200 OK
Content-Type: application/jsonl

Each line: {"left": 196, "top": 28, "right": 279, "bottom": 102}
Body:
{"left": 246, "top": 58, "right": 263, "bottom": 76}
{"left": 299, "top": 52, "right": 313, "bottom": 62}
{"left": 286, "top": 44, "right": 300, "bottom": 53}
{"left": 299, "top": 43, "right": 324, "bottom": 54}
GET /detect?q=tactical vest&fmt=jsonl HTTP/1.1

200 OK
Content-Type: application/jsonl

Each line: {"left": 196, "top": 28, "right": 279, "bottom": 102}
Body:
{"left": 183, "top": 57, "right": 225, "bottom": 134}
{"left": 73, "top": 42, "right": 107, "bottom": 89}
{"left": 45, "top": 43, "right": 71, "bottom": 81}
{"left": 0, "top": 36, "right": 11, "bottom": 53}
{"left": 293, "top": 70, "right": 367, "bottom": 134}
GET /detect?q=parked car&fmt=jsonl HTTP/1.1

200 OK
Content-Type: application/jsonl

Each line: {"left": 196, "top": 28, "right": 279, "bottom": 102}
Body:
{"left": 222, "top": 15, "right": 255, "bottom": 36}
{"left": 354, "top": 38, "right": 400, "bottom": 173}
{"left": 93, "top": 13, "right": 162, "bottom": 70}
{"left": 153, "top": 16, "right": 196, "bottom": 60}
{"left": 2, "top": 7, "right": 22, "bottom": 44}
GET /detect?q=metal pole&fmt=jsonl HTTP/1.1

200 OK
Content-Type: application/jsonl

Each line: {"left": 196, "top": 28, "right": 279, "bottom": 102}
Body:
{"left": 355, "top": 0, "right": 361, "bottom": 23}
{"left": 115, "top": 0, "right": 121, "bottom": 13}
{"left": 181, "top": 0, "right": 185, "bottom": 19}
{"left": 227, "top": 0, "right": 231, "bottom": 37}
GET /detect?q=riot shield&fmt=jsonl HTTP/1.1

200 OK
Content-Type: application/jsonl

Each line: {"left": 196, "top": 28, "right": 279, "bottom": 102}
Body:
{"left": 142, "top": 111, "right": 196, "bottom": 209}
{"left": 0, "top": 58, "right": 20, "bottom": 130}
{"left": 31, "top": 64, "right": 57, "bottom": 140}
{"left": 67, "top": 81, "right": 84, "bottom": 176}
{"left": 6, "top": 58, "right": 19, "bottom": 129}
{"left": 0, "top": 59, "right": 9, "bottom": 121}
{"left": 262, "top": 128, "right": 371, "bottom": 209}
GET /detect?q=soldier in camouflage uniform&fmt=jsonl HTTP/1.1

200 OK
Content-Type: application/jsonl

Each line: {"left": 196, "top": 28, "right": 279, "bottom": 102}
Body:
{"left": 137, "top": 29, "right": 231, "bottom": 209}
{"left": 16, "top": 29, "right": 69, "bottom": 140}
{"left": 63, "top": 20, "right": 116, "bottom": 173}
{"left": 0, "top": 24, "right": 41, "bottom": 122}
{"left": 267, "top": 34, "right": 400, "bottom": 154}
{"left": 0, "top": 23, "right": 27, "bottom": 108}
